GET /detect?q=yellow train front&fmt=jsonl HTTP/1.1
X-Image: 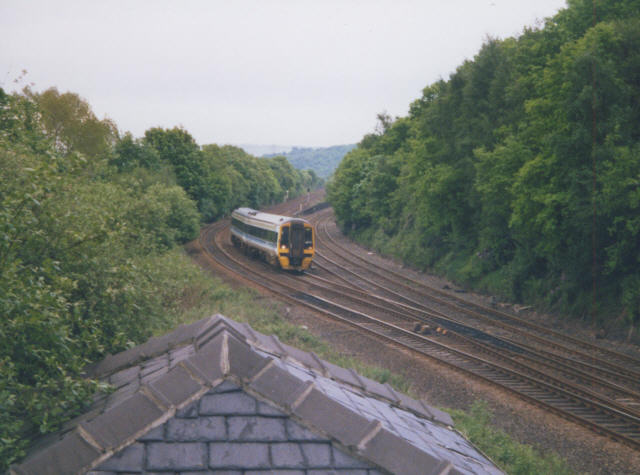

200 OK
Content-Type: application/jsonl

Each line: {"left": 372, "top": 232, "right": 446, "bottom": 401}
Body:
{"left": 230, "top": 208, "right": 315, "bottom": 271}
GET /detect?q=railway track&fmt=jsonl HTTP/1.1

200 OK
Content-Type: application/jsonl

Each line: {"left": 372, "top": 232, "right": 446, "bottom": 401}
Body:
{"left": 313, "top": 212, "right": 640, "bottom": 379}
{"left": 311, "top": 214, "right": 640, "bottom": 390}
{"left": 197, "top": 204, "right": 640, "bottom": 451}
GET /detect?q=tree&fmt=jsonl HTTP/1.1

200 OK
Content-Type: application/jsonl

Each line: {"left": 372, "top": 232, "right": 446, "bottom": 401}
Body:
{"left": 25, "top": 87, "right": 117, "bottom": 156}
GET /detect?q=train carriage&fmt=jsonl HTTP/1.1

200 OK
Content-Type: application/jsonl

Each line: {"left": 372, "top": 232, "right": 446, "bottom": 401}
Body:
{"left": 230, "top": 207, "right": 315, "bottom": 271}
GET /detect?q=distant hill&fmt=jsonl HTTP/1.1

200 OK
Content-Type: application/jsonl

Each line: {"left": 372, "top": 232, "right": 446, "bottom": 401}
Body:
{"left": 263, "top": 144, "right": 356, "bottom": 179}
{"left": 237, "top": 144, "right": 292, "bottom": 157}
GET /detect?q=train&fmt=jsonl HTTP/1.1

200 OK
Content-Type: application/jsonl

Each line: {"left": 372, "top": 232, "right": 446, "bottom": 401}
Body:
{"left": 230, "top": 207, "right": 315, "bottom": 271}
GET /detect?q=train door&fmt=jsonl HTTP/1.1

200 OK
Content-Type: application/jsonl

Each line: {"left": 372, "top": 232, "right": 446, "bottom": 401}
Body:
{"left": 290, "top": 222, "right": 305, "bottom": 265}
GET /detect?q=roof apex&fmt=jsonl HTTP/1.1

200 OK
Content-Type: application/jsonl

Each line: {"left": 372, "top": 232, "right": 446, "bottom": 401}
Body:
{"left": 13, "top": 315, "right": 502, "bottom": 475}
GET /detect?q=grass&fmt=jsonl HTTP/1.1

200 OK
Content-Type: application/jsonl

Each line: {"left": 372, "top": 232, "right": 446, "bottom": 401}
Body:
{"left": 450, "top": 401, "right": 573, "bottom": 475}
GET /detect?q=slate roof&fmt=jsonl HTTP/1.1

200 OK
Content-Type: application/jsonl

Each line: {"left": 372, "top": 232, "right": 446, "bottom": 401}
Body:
{"left": 11, "top": 315, "right": 503, "bottom": 475}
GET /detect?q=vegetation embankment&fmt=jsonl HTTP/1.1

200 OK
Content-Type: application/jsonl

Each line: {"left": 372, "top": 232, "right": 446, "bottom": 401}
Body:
{"left": 0, "top": 86, "right": 319, "bottom": 468}
{"left": 327, "top": 0, "right": 640, "bottom": 333}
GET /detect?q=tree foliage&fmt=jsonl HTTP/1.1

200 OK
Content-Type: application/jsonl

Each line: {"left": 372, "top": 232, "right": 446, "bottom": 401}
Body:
{"left": 328, "top": 0, "right": 640, "bottom": 323}
{"left": 25, "top": 87, "right": 118, "bottom": 156}
{"left": 0, "top": 85, "right": 316, "bottom": 469}
{"left": 263, "top": 144, "right": 355, "bottom": 179}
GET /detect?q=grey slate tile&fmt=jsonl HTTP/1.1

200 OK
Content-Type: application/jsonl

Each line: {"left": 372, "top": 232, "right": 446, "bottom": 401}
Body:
{"left": 360, "top": 376, "right": 398, "bottom": 403}
{"left": 248, "top": 363, "right": 310, "bottom": 409}
{"left": 300, "top": 442, "right": 332, "bottom": 467}
{"left": 222, "top": 316, "right": 258, "bottom": 341}
{"left": 138, "top": 334, "right": 173, "bottom": 359}
{"left": 270, "top": 442, "right": 305, "bottom": 468}
{"left": 168, "top": 344, "right": 196, "bottom": 366}
{"left": 95, "top": 442, "right": 144, "bottom": 471}
{"left": 332, "top": 446, "right": 374, "bottom": 469}
{"left": 14, "top": 430, "right": 100, "bottom": 475}
{"left": 228, "top": 416, "right": 287, "bottom": 441}
{"left": 276, "top": 358, "right": 315, "bottom": 382}
{"left": 209, "top": 442, "right": 270, "bottom": 468}
{"left": 362, "top": 428, "right": 451, "bottom": 475}
{"left": 109, "top": 365, "right": 140, "bottom": 389}
{"left": 280, "top": 342, "right": 326, "bottom": 374}
{"left": 183, "top": 333, "right": 225, "bottom": 384}
{"left": 265, "top": 334, "right": 288, "bottom": 356}
{"left": 82, "top": 392, "right": 164, "bottom": 449}
{"left": 293, "top": 387, "right": 374, "bottom": 448}
{"left": 323, "top": 361, "right": 364, "bottom": 389}
{"left": 199, "top": 391, "right": 257, "bottom": 415}
{"left": 257, "top": 400, "right": 287, "bottom": 416}
{"left": 195, "top": 315, "right": 233, "bottom": 349}
{"left": 167, "top": 416, "right": 226, "bottom": 441}
{"left": 149, "top": 364, "right": 203, "bottom": 407}
{"left": 138, "top": 424, "right": 165, "bottom": 441}
{"left": 139, "top": 365, "right": 168, "bottom": 385}
{"left": 89, "top": 345, "right": 145, "bottom": 377}
{"left": 307, "top": 471, "right": 369, "bottom": 475}
{"left": 426, "top": 404, "right": 454, "bottom": 426}
{"left": 104, "top": 379, "right": 142, "bottom": 410}
{"left": 146, "top": 442, "right": 208, "bottom": 470}
{"left": 394, "top": 391, "right": 433, "bottom": 420}
{"left": 245, "top": 471, "right": 304, "bottom": 475}
{"left": 286, "top": 419, "right": 329, "bottom": 442}
{"left": 209, "top": 380, "right": 242, "bottom": 394}
{"left": 176, "top": 400, "right": 200, "bottom": 418}
{"left": 139, "top": 354, "right": 169, "bottom": 377}
{"left": 227, "top": 334, "right": 272, "bottom": 381}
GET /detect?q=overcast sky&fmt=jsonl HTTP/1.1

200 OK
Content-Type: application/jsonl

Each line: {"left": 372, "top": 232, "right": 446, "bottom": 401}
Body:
{"left": 1, "top": 0, "right": 567, "bottom": 148}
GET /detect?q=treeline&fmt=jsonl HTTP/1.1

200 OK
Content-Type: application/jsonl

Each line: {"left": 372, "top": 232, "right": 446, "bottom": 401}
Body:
{"left": 264, "top": 144, "right": 356, "bottom": 179}
{"left": 0, "top": 86, "right": 318, "bottom": 467}
{"left": 328, "top": 0, "right": 640, "bottom": 325}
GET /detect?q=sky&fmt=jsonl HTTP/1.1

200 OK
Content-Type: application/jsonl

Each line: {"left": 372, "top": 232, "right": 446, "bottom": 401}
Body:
{"left": 1, "top": 0, "right": 567, "bottom": 148}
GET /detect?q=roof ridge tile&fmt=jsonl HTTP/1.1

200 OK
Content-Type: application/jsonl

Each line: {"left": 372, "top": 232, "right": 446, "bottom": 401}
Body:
{"left": 226, "top": 331, "right": 274, "bottom": 382}
{"left": 289, "top": 380, "right": 316, "bottom": 410}
{"left": 76, "top": 424, "right": 104, "bottom": 453}
{"left": 270, "top": 334, "right": 287, "bottom": 355}
{"left": 195, "top": 315, "right": 240, "bottom": 349}
{"left": 384, "top": 382, "right": 402, "bottom": 404}
{"left": 280, "top": 341, "right": 326, "bottom": 374}
{"left": 309, "top": 351, "right": 329, "bottom": 376}
{"left": 362, "top": 427, "right": 451, "bottom": 475}
{"left": 181, "top": 333, "right": 226, "bottom": 384}
{"left": 239, "top": 320, "right": 259, "bottom": 342}
{"left": 292, "top": 387, "right": 374, "bottom": 449}
{"left": 356, "top": 419, "right": 382, "bottom": 451}
{"left": 248, "top": 362, "right": 312, "bottom": 410}
{"left": 140, "top": 384, "right": 171, "bottom": 412}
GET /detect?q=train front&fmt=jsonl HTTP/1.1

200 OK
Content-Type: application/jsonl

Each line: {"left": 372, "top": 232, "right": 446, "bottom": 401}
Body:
{"left": 278, "top": 219, "right": 314, "bottom": 271}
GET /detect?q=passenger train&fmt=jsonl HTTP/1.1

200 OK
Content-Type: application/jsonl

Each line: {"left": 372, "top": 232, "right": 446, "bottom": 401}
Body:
{"left": 230, "top": 208, "right": 315, "bottom": 271}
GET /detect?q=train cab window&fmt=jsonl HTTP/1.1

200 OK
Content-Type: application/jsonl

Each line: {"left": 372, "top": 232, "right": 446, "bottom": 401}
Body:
{"left": 280, "top": 227, "right": 289, "bottom": 247}
{"left": 304, "top": 228, "right": 313, "bottom": 248}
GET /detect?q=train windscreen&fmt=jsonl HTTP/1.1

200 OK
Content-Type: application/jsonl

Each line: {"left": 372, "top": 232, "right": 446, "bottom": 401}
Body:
{"left": 290, "top": 223, "right": 305, "bottom": 261}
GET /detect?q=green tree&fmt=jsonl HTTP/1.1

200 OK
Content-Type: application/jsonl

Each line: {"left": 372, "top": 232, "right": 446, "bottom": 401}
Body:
{"left": 25, "top": 87, "right": 117, "bottom": 157}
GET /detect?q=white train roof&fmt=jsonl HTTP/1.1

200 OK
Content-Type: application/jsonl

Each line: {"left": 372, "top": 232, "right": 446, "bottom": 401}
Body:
{"left": 232, "top": 207, "right": 309, "bottom": 228}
